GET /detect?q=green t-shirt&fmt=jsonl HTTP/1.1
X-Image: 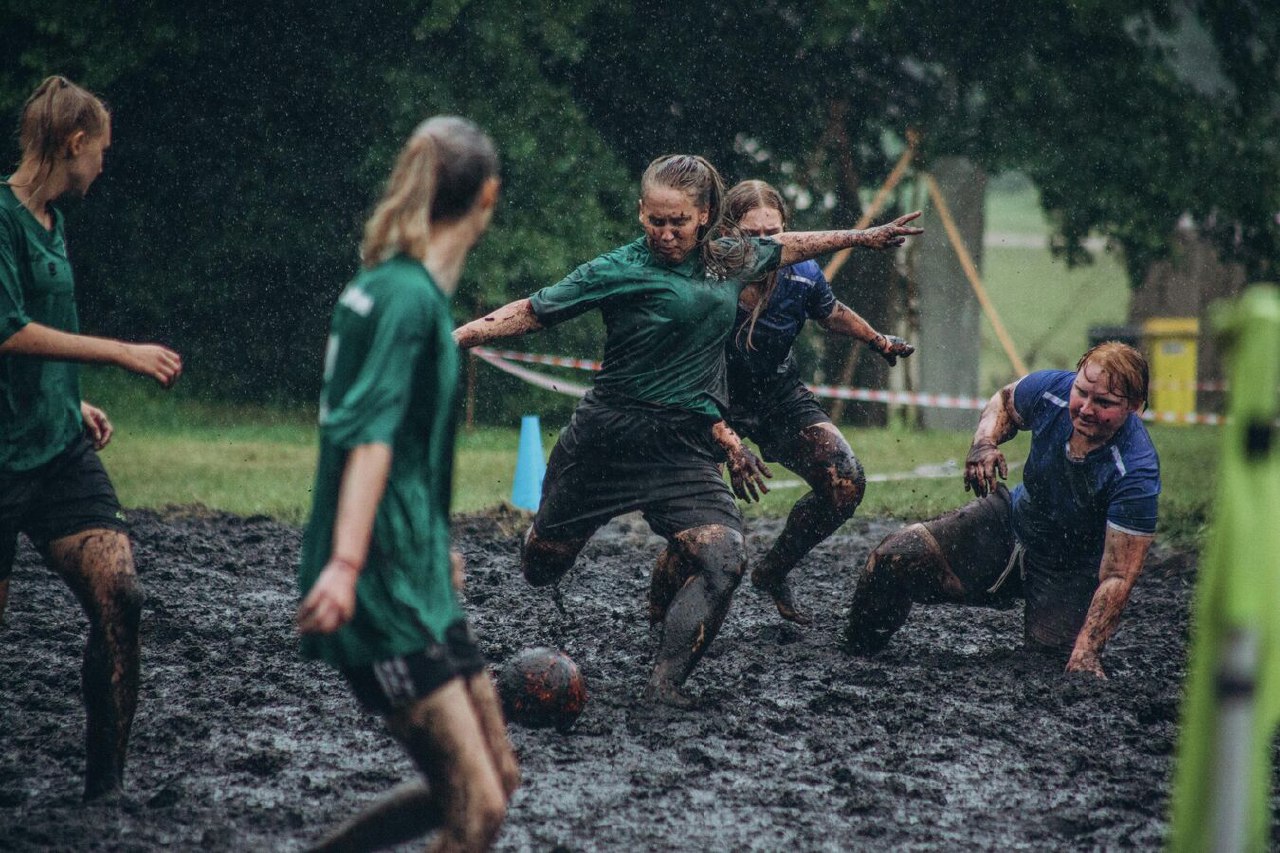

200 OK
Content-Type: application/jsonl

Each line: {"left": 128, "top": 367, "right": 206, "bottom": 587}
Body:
{"left": 0, "top": 181, "right": 83, "bottom": 472}
{"left": 528, "top": 237, "right": 783, "bottom": 417}
{"left": 298, "top": 255, "right": 462, "bottom": 669}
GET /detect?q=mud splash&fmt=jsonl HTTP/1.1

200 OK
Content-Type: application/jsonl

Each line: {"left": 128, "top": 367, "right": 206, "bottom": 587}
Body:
{"left": 0, "top": 507, "right": 1218, "bottom": 849}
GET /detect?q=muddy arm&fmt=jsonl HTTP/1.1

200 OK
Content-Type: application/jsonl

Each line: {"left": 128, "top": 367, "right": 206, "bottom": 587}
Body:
{"left": 453, "top": 298, "right": 544, "bottom": 349}
{"left": 1066, "top": 528, "right": 1153, "bottom": 678}
{"left": 963, "top": 383, "right": 1024, "bottom": 497}
{"left": 815, "top": 302, "right": 915, "bottom": 366}
{"left": 772, "top": 211, "right": 923, "bottom": 267}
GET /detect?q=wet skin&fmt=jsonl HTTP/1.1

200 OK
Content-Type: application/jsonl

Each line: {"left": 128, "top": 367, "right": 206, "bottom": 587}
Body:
{"left": 38, "top": 527, "right": 143, "bottom": 801}
{"left": 524, "top": 522, "right": 744, "bottom": 708}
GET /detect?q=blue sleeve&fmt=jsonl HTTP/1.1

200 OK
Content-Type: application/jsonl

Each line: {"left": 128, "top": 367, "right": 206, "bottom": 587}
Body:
{"left": 1107, "top": 432, "right": 1161, "bottom": 536}
{"left": 1013, "top": 370, "right": 1074, "bottom": 429}
{"left": 801, "top": 261, "right": 837, "bottom": 320}
{"left": 0, "top": 216, "right": 30, "bottom": 346}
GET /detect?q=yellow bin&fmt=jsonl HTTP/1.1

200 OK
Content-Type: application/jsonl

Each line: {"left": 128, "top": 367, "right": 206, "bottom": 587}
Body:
{"left": 1142, "top": 317, "right": 1199, "bottom": 424}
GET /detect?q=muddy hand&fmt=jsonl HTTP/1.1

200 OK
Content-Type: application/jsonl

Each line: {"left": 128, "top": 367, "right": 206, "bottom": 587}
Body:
{"left": 80, "top": 401, "right": 114, "bottom": 450}
{"left": 963, "top": 440, "right": 1007, "bottom": 497}
{"left": 726, "top": 444, "right": 772, "bottom": 502}
{"left": 297, "top": 558, "right": 359, "bottom": 634}
{"left": 864, "top": 211, "right": 924, "bottom": 250}
{"left": 871, "top": 334, "right": 915, "bottom": 367}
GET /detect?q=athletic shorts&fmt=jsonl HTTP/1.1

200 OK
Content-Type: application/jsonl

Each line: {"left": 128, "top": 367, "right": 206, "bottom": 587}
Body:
{"left": 918, "top": 486, "right": 1099, "bottom": 650}
{"left": 533, "top": 390, "right": 742, "bottom": 541}
{"left": 1, "top": 434, "right": 129, "bottom": 582}
{"left": 726, "top": 370, "right": 830, "bottom": 463}
{"left": 342, "top": 620, "right": 487, "bottom": 716}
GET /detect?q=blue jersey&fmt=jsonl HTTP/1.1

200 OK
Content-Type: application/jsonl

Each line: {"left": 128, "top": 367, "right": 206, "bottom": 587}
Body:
{"left": 725, "top": 260, "right": 836, "bottom": 382}
{"left": 1010, "top": 370, "right": 1161, "bottom": 572}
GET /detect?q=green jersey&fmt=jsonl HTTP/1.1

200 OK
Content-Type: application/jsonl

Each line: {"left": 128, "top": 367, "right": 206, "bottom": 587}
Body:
{"left": 0, "top": 182, "right": 82, "bottom": 472}
{"left": 299, "top": 256, "right": 462, "bottom": 669}
{"left": 528, "top": 237, "right": 782, "bottom": 417}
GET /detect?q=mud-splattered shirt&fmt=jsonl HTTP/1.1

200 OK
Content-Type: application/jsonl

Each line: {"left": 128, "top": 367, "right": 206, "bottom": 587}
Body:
{"left": 726, "top": 260, "right": 836, "bottom": 380}
{"left": 1011, "top": 370, "right": 1160, "bottom": 571}
{"left": 299, "top": 255, "right": 463, "bottom": 668}
{"left": 528, "top": 236, "right": 783, "bottom": 417}
{"left": 0, "top": 181, "right": 83, "bottom": 472}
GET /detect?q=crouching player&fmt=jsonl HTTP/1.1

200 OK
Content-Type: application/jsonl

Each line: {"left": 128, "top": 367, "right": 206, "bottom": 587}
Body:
{"left": 844, "top": 343, "right": 1160, "bottom": 677}
{"left": 295, "top": 117, "right": 518, "bottom": 851}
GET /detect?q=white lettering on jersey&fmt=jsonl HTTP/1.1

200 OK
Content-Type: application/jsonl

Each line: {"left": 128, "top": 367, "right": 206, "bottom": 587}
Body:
{"left": 339, "top": 286, "right": 374, "bottom": 317}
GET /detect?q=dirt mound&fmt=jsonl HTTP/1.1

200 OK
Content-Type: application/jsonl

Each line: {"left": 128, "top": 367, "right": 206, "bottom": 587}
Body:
{"left": 0, "top": 507, "right": 1212, "bottom": 849}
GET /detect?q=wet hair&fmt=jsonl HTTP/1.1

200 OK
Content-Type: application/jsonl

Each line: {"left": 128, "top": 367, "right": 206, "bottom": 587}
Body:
{"left": 1076, "top": 342, "right": 1149, "bottom": 410}
{"left": 10, "top": 75, "right": 110, "bottom": 195}
{"left": 361, "top": 116, "right": 500, "bottom": 267}
{"left": 639, "top": 154, "right": 752, "bottom": 279}
{"left": 723, "top": 180, "right": 789, "bottom": 350}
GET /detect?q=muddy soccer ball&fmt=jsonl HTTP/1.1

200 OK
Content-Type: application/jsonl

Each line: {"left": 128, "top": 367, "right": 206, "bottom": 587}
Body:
{"left": 497, "top": 647, "right": 587, "bottom": 731}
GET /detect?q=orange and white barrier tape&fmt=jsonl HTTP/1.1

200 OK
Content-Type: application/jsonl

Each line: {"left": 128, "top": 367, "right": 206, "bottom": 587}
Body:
{"left": 470, "top": 347, "right": 1226, "bottom": 424}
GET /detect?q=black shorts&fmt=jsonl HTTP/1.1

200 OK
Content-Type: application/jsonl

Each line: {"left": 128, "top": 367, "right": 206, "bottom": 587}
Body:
{"left": 726, "top": 371, "right": 830, "bottom": 463}
{"left": 533, "top": 391, "right": 742, "bottom": 541}
{"left": 1, "top": 434, "right": 129, "bottom": 582}
{"left": 343, "top": 620, "right": 487, "bottom": 716}
{"left": 918, "top": 486, "right": 1099, "bottom": 650}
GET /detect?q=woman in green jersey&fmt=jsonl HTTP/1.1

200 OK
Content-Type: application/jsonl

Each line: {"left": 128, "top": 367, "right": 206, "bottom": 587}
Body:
{"left": 296, "top": 117, "right": 518, "bottom": 851}
{"left": 0, "top": 76, "right": 183, "bottom": 801}
{"left": 454, "top": 155, "right": 921, "bottom": 707}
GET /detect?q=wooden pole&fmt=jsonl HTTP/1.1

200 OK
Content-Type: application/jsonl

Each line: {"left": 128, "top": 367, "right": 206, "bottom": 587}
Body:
{"left": 923, "top": 173, "right": 1028, "bottom": 376}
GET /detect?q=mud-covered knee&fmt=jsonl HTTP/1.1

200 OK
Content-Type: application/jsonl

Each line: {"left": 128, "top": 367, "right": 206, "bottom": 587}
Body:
{"left": 105, "top": 574, "right": 145, "bottom": 629}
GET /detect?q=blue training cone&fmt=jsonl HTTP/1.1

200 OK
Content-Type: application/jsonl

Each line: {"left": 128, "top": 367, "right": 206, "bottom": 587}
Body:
{"left": 511, "top": 414, "right": 546, "bottom": 511}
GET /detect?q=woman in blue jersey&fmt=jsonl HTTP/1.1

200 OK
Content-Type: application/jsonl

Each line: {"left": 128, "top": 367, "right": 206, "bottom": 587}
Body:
{"left": 845, "top": 343, "right": 1160, "bottom": 678}
{"left": 652, "top": 179, "right": 915, "bottom": 627}
{"left": 295, "top": 117, "right": 518, "bottom": 851}
{"left": 1, "top": 76, "right": 183, "bottom": 801}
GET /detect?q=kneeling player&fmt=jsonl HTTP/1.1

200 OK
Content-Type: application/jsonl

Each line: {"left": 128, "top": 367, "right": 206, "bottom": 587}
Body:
{"left": 844, "top": 343, "right": 1159, "bottom": 677}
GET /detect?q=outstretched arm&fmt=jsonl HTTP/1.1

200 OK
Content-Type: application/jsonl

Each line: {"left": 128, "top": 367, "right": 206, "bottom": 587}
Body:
{"left": 1, "top": 322, "right": 183, "bottom": 388}
{"left": 816, "top": 302, "right": 915, "bottom": 366}
{"left": 1066, "top": 528, "right": 1154, "bottom": 678}
{"left": 963, "top": 381, "right": 1023, "bottom": 497}
{"left": 453, "top": 298, "right": 544, "bottom": 349}
{"left": 773, "top": 211, "right": 923, "bottom": 267}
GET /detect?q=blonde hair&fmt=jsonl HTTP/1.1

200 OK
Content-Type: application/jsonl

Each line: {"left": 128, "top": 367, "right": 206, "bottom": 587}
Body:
{"left": 10, "top": 75, "right": 110, "bottom": 197}
{"left": 640, "top": 154, "right": 752, "bottom": 279}
{"left": 1077, "top": 341, "right": 1150, "bottom": 410}
{"left": 723, "top": 179, "right": 788, "bottom": 350}
{"left": 360, "top": 116, "right": 498, "bottom": 268}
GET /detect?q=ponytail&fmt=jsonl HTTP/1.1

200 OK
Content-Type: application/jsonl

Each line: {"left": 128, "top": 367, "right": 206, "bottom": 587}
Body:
{"left": 10, "top": 75, "right": 110, "bottom": 196}
{"left": 360, "top": 133, "right": 437, "bottom": 267}
{"left": 359, "top": 116, "right": 499, "bottom": 268}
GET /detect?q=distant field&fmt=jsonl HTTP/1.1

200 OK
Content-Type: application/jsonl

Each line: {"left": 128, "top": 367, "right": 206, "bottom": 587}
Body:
{"left": 981, "top": 181, "right": 1130, "bottom": 393}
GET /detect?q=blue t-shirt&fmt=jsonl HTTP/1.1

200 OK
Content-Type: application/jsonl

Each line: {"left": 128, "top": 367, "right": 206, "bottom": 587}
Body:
{"left": 1010, "top": 370, "right": 1161, "bottom": 572}
{"left": 725, "top": 260, "right": 836, "bottom": 380}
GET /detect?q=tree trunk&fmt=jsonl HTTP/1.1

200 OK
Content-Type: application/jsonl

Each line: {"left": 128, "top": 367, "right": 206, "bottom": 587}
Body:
{"left": 917, "top": 157, "right": 987, "bottom": 431}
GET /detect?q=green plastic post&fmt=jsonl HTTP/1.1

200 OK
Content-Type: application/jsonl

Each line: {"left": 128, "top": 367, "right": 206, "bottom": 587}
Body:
{"left": 1171, "top": 284, "right": 1280, "bottom": 852}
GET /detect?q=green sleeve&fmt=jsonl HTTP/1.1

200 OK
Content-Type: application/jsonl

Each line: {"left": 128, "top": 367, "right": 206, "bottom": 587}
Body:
{"left": 528, "top": 254, "right": 619, "bottom": 327}
{"left": 321, "top": 288, "right": 428, "bottom": 449}
{"left": 0, "top": 217, "right": 30, "bottom": 346}
{"left": 742, "top": 237, "right": 783, "bottom": 279}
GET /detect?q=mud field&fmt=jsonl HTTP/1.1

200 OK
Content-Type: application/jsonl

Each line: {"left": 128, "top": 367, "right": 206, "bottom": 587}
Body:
{"left": 1, "top": 506, "right": 1207, "bottom": 850}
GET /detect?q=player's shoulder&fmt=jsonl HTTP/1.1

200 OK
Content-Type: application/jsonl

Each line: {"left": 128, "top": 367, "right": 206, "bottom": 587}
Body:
{"left": 1114, "top": 413, "right": 1160, "bottom": 469}
{"left": 781, "top": 259, "right": 824, "bottom": 285}
{"left": 1015, "top": 369, "right": 1075, "bottom": 410}
{"left": 343, "top": 257, "right": 438, "bottom": 317}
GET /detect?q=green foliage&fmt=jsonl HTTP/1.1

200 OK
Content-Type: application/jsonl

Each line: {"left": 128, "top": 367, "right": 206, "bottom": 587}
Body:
{"left": 2, "top": 0, "right": 1274, "bottom": 414}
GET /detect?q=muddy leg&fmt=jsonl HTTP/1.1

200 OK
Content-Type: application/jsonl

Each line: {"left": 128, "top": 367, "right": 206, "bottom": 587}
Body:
{"left": 646, "top": 525, "right": 745, "bottom": 708}
{"left": 308, "top": 779, "right": 439, "bottom": 853}
{"left": 463, "top": 672, "right": 520, "bottom": 797}
{"left": 752, "top": 423, "right": 865, "bottom": 626}
{"left": 44, "top": 529, "right": 143, "bottom": 802}
{"left": 648, "top": 545, "right": 695, "bottom": 626}
{"left": 842, "top": 524, "right": 963, "bottom": 655}
{"left": 520, "top": 525, "right": 594, "bottom": 588}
